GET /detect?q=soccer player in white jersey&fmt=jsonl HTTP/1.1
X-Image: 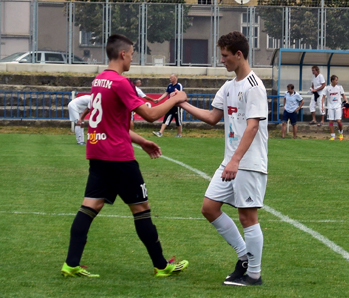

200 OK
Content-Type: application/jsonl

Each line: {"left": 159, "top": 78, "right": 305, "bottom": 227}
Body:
{"left": 309, "top": 66, "right": 326, "bottom": 126}
{"left": 68, "top": 95, "right": 91, "bottom": 145}
{"left": 321, "top": 75, "right": 348, "bottom": 140}
{"left": 178, "top": 31, "right": 268, "bottom": 286}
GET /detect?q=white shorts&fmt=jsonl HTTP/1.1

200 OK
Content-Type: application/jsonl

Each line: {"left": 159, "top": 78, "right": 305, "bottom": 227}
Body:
{"left": 205, "top": 165, "right": 267, "bottom": 208}
{"left": 309, "top": 96, "right": 325, "bottom": 115}
{"left": 327, "top": 107, "right": 342, "bottom": 121}
{"left": 68, "top": 105, "right": 80, "bottom": 122}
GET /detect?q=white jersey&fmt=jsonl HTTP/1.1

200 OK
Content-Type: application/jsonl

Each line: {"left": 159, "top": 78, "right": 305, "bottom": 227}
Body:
{"left": 323, "top": 84, "right": 345, "bottom": 109}
{"left": 135, "top": 86, "right": 146, "bottom": 98}
{"left": 68, "top": 95, "right": 91, "bottom": 113}
{"left": 312, "top": 73, "right": 325, "bottom": 96}
{"left": 284, "top": 91, "right": 303, "bottom": 113}
{"left": 212, "top": 71, "right": 268, "bottom": 174}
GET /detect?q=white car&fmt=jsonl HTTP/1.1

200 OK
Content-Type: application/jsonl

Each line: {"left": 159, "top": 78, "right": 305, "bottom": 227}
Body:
{"left": 0, "top": 51, "right": 86, "bottom": 64}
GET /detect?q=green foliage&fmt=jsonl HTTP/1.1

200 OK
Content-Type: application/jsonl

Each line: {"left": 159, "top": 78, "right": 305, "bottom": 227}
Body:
{"left": 257, "top": 1, "right": 349, "bottom": 49}
{"left": 73, "top": 0, "right": 192, "bottom": 54}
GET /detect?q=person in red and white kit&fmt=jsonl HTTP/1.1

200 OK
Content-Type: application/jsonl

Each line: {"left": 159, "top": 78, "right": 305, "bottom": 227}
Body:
{"left": 321, "top": 75, "right": 348, "bottom": 140}
{"left": 61, "top": 34, "right": 189, "bottom": 278}
{"left": 68, "top": 95, "right": 91, "bottom": 145}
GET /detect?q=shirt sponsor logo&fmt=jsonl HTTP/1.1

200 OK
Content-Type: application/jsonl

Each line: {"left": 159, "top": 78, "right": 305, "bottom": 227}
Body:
{"left": 227, "top": 106, "right": 238, "bottom": 115}
{"left": 87, "top": 130, "right": 107, "bottom": 144}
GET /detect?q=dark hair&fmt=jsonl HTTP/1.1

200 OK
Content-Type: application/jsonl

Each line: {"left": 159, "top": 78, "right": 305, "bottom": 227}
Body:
{"left": 106, "top": 34, "right": 133, "bottom": 60}
{"left": 312, "top": 66, "right": 320, "bottom": 72}
{"left": 330, "top": 75, "right": 338, "bottom": 82}
{"left": 217, "top": 31, "right": 249, "bottom": 59}
{"left": 287, "top": 84, "right": 295, "bottom": 90}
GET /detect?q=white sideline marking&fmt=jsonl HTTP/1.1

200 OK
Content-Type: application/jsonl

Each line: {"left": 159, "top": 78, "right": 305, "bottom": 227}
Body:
{"left": 0, "top": 210, "right": 343, "bottom": 223}
{"left": 135, "top": 145, "right": 349, "bottom": 262}
{"left": 1, "top": 147, "right": 348, "bottom": 261}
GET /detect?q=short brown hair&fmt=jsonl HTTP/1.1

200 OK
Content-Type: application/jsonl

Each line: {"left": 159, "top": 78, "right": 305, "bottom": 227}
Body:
{"left": 287, "top": 84, "right": 294, "bottom": 90}
{"left": 330, "top": 75, "right": 338, "bottom": 82}
{"left": 217, "top": 31, "right": 249, "bottom": 59}
{"left": 106, "top": 34, "right": 133, "bottom": 61}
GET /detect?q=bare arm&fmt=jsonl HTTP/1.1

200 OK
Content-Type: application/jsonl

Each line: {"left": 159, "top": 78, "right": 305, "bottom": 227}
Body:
{"left": 342, "top": 93, "right": 348, "bottom": 103}
{"left": 77, "top": 107, "right": 90, "bottom": 126}
{"left": 155, "top": 92, "right": 169, "bottom": 103}
{"left": 129, "top": 130, "right": 161, "bottom": 159}
{"left": 295, "top": 100, "right": 304, "bottom": 112}
{"left": 178, "top": 101, "right": 223, "bottom": 126}
{"left": 144, "top": 95, "right": 157, "bottom": 103}
{"left": 221, "top": 118, "right": 260, "bottom": 181}
{"left": 134, "top": 91, "right": 187, "bottom": 123}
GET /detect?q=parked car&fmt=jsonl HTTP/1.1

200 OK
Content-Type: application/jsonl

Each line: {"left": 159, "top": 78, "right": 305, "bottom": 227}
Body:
{"left": 0, "top": 51, "right": 87, "bottom": 64}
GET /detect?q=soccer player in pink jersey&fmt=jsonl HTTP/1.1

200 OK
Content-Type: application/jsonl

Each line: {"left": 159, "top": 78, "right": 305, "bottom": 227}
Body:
{"left": 61, "top": 34, "right": 188, "bottom": 278}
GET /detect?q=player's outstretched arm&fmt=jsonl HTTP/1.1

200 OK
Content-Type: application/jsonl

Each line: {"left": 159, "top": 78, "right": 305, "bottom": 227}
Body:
{"left": 134, "top": 91, "right": 187, "bottom": 122}
{"left": 129, "top": 130, "right": 162, "bottom": 159}
{"left": 144, "top": 95, "right": 157, "bottom": 103}
{"left": 178, "top": 102, "right": 223, "bottom": 126}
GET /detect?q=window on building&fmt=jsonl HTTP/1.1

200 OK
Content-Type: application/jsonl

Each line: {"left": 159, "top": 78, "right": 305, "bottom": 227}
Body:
{"left": 241, "top": 13, "right": 259, "bottom": 49}
{"left": 267, "top": 35, "right": 281, "bottom": 49}
{"left": 198, "top": 0, "right": 212, "bottom": 4}
{"left": 79, "top": 30, "right": 102, "bottom": 46}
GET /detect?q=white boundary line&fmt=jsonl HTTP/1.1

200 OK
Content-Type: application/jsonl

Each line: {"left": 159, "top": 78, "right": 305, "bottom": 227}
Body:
{"left": 0, "top": 210, "right": 343, "bottom": 223}
{"left": 136, "top": 145, "right": 349, "bottom": 262}
{"left": 1, "top": 146, "right": 348, "bottom": 261}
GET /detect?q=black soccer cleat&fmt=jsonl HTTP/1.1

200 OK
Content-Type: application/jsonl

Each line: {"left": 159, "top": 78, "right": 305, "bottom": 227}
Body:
{"left": 222, "top": 259, "right": 248, "bottom": 285}
{"left": 223, "top": 274, "right": 263, "bottom": 287}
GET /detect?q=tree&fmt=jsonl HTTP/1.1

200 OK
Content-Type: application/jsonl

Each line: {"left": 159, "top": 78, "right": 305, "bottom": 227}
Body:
{"left": 256, "top": 0, "right": 349, "bottom": 50}
{"left": 72, "top": 0, "right": 192, "bottom": 54}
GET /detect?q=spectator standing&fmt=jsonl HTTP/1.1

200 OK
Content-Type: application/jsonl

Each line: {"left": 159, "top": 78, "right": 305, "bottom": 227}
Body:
{"left": 281, "top": 84, "right": 304, "bottom": 139}
{"left": 309, "top": 66, "right": 326, "bottom": 126}
{"left": 152, "top": 74, "right": 183, "bottom": 137}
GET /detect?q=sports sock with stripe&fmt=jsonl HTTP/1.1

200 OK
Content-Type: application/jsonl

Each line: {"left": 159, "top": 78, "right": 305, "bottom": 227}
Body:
{"left": 133, "top": 209, "right": 167, "bottom": 269}
{"left": 65, "top": 205, "right": 98, "bottom": 267}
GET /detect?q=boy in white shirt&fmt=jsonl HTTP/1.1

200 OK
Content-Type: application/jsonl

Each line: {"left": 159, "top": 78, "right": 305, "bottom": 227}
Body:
{"left": 178, "top": 31, "right": 268, "bottom": 286}
{"left": 321, "top": 75, "right": 348, "bottom": 140}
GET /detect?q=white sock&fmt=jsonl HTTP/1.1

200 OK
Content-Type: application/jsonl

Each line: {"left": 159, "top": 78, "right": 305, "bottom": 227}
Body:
{"left": 211, "top": 212, "right": 246, "bottom": 258}
{"left": 74, "top": 125, "right": 81, "bottom": 143}
{"left": 244, "top": 223, "right": 263, "bottom": 279}
{"left": 339, "top": 130, "right": 343, "bottom": 134}
{"left": 331, "top": 133, "right": 335, "bottom": 138}
{"left": 80, "top": 126, "right": 85, "bottom": 143}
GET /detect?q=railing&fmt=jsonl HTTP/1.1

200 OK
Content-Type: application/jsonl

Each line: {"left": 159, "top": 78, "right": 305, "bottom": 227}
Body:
{"left": 0, "top": 90, "right": 289, "bottom": 124}
{"left": 0, "top": 91, "right": 72, "bottom": 119}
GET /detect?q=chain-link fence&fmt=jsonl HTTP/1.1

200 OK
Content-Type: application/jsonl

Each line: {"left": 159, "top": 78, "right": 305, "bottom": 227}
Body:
{"left": 1, "top": 0, "right": 348, "bottom": 67}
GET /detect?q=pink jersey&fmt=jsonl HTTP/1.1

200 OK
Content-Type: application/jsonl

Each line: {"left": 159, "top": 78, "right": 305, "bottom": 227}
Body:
{"left": 86, "top": 70, "right": 144, "bottom": 161}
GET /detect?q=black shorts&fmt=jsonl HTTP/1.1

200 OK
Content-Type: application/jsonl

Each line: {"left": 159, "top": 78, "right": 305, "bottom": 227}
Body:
{"left": 84, "top": 159, "right": 148, "bottom": 205}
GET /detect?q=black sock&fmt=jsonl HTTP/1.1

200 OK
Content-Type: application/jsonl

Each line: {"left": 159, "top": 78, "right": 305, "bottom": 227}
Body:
{"left": 133, "top": 210, "right": 167, "bottom": 269}
{"left": 65, "top": 205, "right": 98, "bottom": 267}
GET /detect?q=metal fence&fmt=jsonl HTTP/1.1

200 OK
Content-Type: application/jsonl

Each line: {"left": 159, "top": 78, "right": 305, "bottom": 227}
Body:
{"left": 0, "top": 90, "right": 285, "bottom": 123}
{"left": 1, "top": 1, "right": 349, "bottom": 67}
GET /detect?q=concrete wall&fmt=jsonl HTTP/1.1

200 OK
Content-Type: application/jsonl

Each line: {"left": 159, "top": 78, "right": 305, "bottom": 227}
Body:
{"left": 0, "top": 62, "right": 272, "bottom": 78}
